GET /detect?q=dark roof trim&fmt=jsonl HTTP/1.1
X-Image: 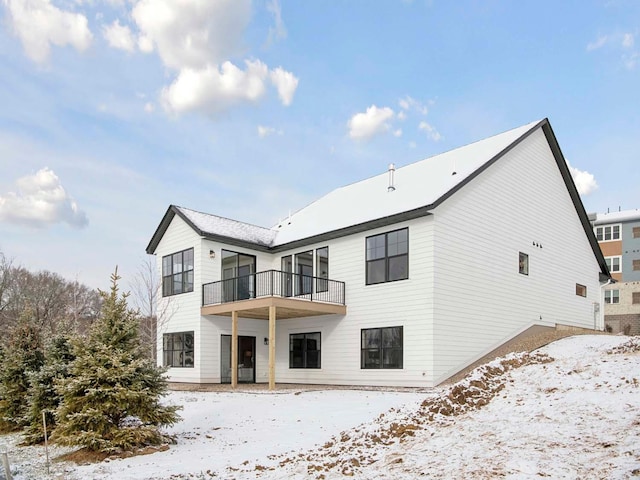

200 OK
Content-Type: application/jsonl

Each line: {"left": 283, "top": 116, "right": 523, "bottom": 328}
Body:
{"left": 146, "top": 205, "right": 273, "bottom": 254}
{"left": 269, "top": 207, "right": 433, "bottom": 253}
{"left": 147, "top": 120, "right": 610, "bottom": 282}
{"left": 540, "top": 121, "right": 611, "bottom": 281}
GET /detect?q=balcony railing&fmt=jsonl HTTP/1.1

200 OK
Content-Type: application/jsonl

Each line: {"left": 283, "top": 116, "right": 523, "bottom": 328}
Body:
{"left": 202, "top": 270, "right": 346, "bottom": 307}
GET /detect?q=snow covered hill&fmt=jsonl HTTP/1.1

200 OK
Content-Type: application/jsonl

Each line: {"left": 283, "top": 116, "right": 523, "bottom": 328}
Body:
{"left": 2, "top": 335, "right": 639, "bottom": 479}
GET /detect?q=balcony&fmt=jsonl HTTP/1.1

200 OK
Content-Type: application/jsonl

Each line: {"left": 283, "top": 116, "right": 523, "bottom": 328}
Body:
{"left": 201, "top": 270, "right": 346, "bottom": 319}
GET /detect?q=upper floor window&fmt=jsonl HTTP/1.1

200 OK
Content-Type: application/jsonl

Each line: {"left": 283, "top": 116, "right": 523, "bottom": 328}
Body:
{"left": 605, "top": 256, "right": 621, "bottom": 273}
{"left": 162, "top": 248, "right": 194, "bottom": 296}
{"left": 604, "top": 289, "right": 619, "bottom": 304}
{"left": 633, "top": 292, "right": 640, "bottom": 304}
{"left": 634, "top": 227, "right": 640, "bottom": 239}
{"left": 595, "top": 224, "right": 621, "bottom": 242}
{"left": 633, "top": 259, "right": 640, "bottom": 271}
{"left": 366, "top": 228, "right": 408, "bottom": 285}
{"left": 519, "top": 252, "right": 529, "bottom": 275}
{"left": 575, "top": 284, "right": 587, "bottom": 297}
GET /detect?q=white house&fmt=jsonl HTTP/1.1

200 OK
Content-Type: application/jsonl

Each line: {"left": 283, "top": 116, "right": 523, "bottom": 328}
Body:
{"left": 146, "top": 118, "right": 610, "bottom": 388}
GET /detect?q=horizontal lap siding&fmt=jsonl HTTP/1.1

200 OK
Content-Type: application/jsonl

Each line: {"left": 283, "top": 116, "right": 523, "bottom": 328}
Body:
{"left": 274, "top": 217, "right": 435, "bottom": 387}
{"left": 154, "top": 216, "right": 203, "bottom": 383}
{"left": 432, "top": 129, "right": 601, "bottom": 384}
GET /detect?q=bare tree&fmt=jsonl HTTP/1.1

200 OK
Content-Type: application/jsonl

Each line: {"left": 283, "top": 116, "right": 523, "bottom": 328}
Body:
{"left": 131, "top": 255, "right": 175, "bottom": 362}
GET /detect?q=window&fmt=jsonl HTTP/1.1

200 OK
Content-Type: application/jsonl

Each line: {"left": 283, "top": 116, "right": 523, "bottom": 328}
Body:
{"left": 604, "top": 289, "right": 619, "bottom": 304}
{"left": 595, "top": 224, "right": 621, "bottom": 242}
{"left": 519, "top": 252, "right": 529, "bottom": 275}
{"left": 221, "top": 250, "right": 256, "bottom": 301}
{"left": 163, "top": 331, "right": 194, "bottom": 368}
{"left": 316, "top": 247, "right": 329, "bottom": 293}
{"left": 605, "top": 256, "right": 621, "bottom": 273}
{"left": 633, "top": 292, "right": 640, "bottom": 304}
{"left": 366, "top": 228, "right": 408, "bottom": 285}
{"left": 361, "top": 326, "right": 403, "bottom": 369}
{"left": 634, "top": 259, "right": 640, "bottom": 271}
{"left": 289, "top": 332, "right": 321, "bottom": 368}
{"left": 162, "top": 248, "right": 194, "bottom": 296}
{"left": 634, "top": 227, "right": 640, "bottom": 239}
{"left": 575, "top": 284, "right": 587, "bottom": 297}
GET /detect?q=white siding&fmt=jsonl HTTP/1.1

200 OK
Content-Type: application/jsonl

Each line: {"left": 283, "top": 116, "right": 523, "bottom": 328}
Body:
{"left": 154, "top": 216, "right": 203, "bottom": 382}
{"left": 272, "top": 216, "right": 435, "bottom": 387}
{"left": 432, "top": 129, "right": 602, "bottom": 384}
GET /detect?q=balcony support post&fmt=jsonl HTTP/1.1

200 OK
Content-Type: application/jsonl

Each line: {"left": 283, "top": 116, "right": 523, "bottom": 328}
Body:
{"left": 231, "top": 310, "right": 238, "bottom": 389}
{"left": 268, "top": 305, "right": 276, "bottom": 391}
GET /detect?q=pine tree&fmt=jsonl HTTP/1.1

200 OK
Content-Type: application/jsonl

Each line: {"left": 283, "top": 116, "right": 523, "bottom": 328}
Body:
{"left": 23, "top": 334, "right": 75, "bottom": 444}
{"left": 0, "top": 319, "right": 45, "bottom": 432}
{"left": 53, "top": 269, "right": 180, "bottom": 453}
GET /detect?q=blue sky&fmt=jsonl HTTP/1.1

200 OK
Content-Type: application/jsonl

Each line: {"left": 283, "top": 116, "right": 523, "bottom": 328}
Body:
{"left": 0, "top": 0, "right": 638, "bottom": 290}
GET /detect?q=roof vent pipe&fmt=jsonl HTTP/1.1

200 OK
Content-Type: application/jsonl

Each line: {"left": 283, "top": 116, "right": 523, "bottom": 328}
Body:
{"left": 388, "top": 163, "right": 396, "bottom": 192}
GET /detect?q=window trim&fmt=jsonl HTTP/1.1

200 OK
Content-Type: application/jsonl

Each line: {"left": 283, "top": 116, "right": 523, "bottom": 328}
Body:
{"left": 605, "top": 256, "right": 622, "bottom": 273}
{"left": 595, "top": 224, "right": 621, "bottom": 242}
{"left": 163, "top": 331, "right": 194, "bottom": 368}
{"left": 361, "top": 326, "right": 403, "bottom": 369}
{"left": 365, "top": 228, "right": 409, "bottom": 285}
{"left": 162, "top": 248, "right": 194, "bottom": 297}
{"left": 289, "top": 332, "right": 321, "bottom": 369}
{"left": 604, "top": 289, "right": 620, "bottom": 304}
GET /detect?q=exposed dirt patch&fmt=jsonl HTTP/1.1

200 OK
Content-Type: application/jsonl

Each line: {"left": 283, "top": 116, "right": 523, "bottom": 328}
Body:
{"left": 607, "top": 336, "right": 640, "bottom": 354}
{"left": 56, "top": 444, "right": 170, "bottom": 465}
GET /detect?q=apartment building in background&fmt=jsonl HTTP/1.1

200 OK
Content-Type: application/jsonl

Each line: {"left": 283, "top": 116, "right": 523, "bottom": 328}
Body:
{"left": 590, "top": 209, "right": 640, "bottom": 335}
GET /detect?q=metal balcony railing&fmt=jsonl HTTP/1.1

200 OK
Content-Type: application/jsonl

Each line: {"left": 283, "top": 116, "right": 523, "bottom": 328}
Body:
{"left": 202, "top": 270, "right": 345, "bottom": 307}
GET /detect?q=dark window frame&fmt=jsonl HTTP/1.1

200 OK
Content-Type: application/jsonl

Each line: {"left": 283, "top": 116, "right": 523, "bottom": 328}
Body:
{"left": 361, "top": 326, "right": 403, "bottom": 369}
{"left": 163, "top": 331, "right": 194, "bottom": 368}
{"left": 289, "top": 332, "right": 321, "bottom": 369}
{"left": 576, "top": 284, "right": 587, "bottom": 297}
{"left": 633, "top": 292, "right": 640, "bottom": 304}
{"left": 162, "top": 248, "right": 194, "bottom": 297}
{"left": 519, "top": 252, "right": 529, "bottom": 276}
{"left": 365, "top": 228, "right": 409, "bottom": 285}
{"left": 316, "top": 246, "right": 329, "bottom": 293}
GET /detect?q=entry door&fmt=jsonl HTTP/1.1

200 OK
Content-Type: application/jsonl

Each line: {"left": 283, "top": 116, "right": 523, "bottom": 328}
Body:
{"left": 220, "top": 335, "right": 256, "bottom": 383}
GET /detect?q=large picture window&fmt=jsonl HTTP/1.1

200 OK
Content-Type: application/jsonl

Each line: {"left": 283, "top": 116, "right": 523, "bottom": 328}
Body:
{"left": 366, "top": 228, "right": 408, "bottom": 285}
{"left": 361, "top": 326, "right": 403, "bottom": 369}
{"left": 289, "top": 332, "right": 321, "bottom": 369}
{"left": 162, "top": 248, "right": 194, "bottom": 296}
{"left": 163, "top": 331, "right": 194, "bottom": 368}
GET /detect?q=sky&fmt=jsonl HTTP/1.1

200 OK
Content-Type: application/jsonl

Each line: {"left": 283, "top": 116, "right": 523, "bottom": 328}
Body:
{"left": 0, "top": 0, "right": 639, "bottom": 290}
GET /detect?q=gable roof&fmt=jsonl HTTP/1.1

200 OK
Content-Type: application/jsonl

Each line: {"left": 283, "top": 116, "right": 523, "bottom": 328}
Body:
{"left": 145, "top": 119, "right": 610, "bottom": 281}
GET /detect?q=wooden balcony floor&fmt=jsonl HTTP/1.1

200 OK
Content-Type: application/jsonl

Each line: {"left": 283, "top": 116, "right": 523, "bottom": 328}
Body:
{"left": 201, "top": 296, "right": 347, "bottom": 320}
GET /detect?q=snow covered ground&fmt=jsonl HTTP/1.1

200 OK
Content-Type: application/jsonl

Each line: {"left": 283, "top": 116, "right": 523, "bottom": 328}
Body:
{"left": 1, "top": 334, "right": 638, "bottom": 479}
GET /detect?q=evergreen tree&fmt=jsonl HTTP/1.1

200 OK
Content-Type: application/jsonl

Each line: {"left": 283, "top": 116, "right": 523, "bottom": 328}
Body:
{"left": 23, "top": 334, "right": 75, "bottom": 444}
{"left": 53, "top": 269, "right": 180, "bottom": 453}
{"left": 0, "top": 319, "right": 45, "bottom": 432}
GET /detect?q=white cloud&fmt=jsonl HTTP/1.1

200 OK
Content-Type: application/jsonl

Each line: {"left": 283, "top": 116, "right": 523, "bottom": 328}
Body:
{"left": 398, "top": 95, "right": 429, "bottom": 115}
{"left": 144, "top": 102, "right": 154, "bottom": 113}
{"left": 418, "top": 121, "right": 442, "bottom": 141}
{"left": 266, "top": 0, "right": 287, "bottom": 45}
{"left": 622, "top": 33, "right": 634, "bottom": 48}
{"left": 623, "top": 52, "right": 638, "bottom": 70}
{"left": 269, "top": 67, "right": 299, "bottom": 106}
{"left": 103, "top": 19, "right": 135, "bottom": 52}
{"left": 3, "top": 0, "right": 93, "bottom": 63}
{"left": 131, "top": 0, "right": 251, "bottom": 70}
{"left": 0, "top": 168, "right": 88, "bottom": 228}
{"left": 137, "top": 34, "right": 154, "bottom": 53}
{"left": 257, "top": 125, "right": 283, "bottom": 138}
{"left": 587, "top": 35, "right": 608, "bottom": 51}
{"left": 348, "top": 105, "right": 395, "bottom": 140}
{"left": 397, "top": 111, "right": 407, "bottom": 121}
{"left": 161, "top": 60, "right": 270, "bottom": 114}
{"left": 568, "top": 163, "right": 598, "bottom": 196}
{"left": 393, "top": 129, "right": 402, "bottom": 137}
